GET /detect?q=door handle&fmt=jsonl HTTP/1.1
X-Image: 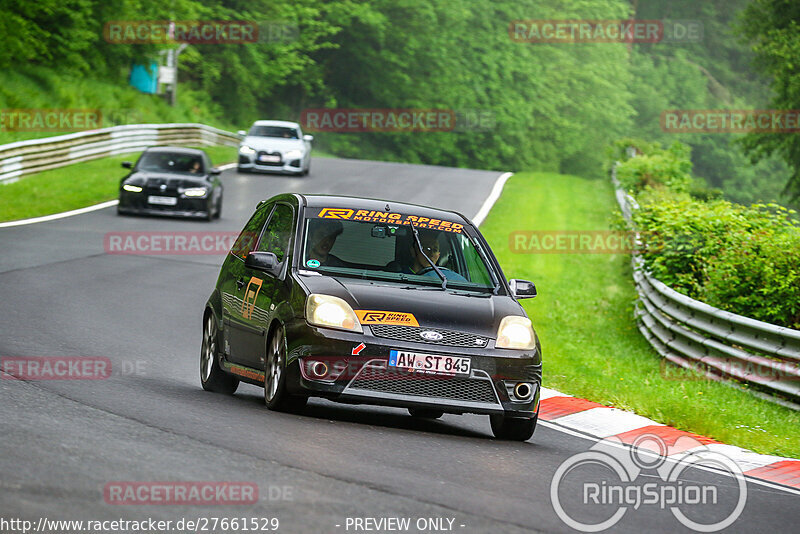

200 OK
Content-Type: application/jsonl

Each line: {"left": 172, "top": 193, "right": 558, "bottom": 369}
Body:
{"left": 236, "top": 278, "right": 246, "bottom": 290}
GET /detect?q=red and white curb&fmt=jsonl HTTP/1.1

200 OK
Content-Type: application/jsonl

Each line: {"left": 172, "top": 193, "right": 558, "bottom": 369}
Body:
{"left": 538, "top": 387, "right": 800, "bottom": 491}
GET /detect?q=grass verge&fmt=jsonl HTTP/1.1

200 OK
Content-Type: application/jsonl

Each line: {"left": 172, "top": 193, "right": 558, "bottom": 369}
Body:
{"left": 480, "top": 171, "right": 800, "bottom": 457}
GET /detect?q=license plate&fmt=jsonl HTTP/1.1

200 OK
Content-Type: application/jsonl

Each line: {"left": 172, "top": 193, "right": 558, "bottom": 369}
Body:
{"left": 147, "top": 195, "right": 177, "bottom": 206}
{"left": 259, "top": 154, "right": 281, "bottom": 162}
{"left": 388, "top": 350, "right": 470, "bottom": 375}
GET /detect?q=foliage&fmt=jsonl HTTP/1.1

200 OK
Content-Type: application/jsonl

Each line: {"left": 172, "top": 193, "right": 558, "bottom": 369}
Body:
{"left": 615, "top": 141, "right": 693, "bottom": 195}
{"left": 738, "top": 0, "right": 800, "bottom": 201}
{"left": 632, "top": 191, "right": 800, "bottom": 328}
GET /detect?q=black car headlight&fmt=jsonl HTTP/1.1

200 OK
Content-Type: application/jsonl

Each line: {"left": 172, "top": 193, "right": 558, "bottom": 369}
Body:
{"left": 181, "top": 187, "right": 208, "bottom": 198}
{"left": 496, "top": 316, "right": 536, "bottom": 350}
{"left": 306, "top": 294, "right": 363, "bottom": 333}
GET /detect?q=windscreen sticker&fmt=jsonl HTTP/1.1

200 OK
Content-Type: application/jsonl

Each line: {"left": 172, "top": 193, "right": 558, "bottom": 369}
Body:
{"left": 355, "top": 310, "right": 419, "bottom": 327}
{"left": 316, "top": 208, "right": 463, "bottom": 233}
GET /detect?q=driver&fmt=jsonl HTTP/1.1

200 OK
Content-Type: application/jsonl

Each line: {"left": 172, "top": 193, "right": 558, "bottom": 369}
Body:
{"left": 307, "top": 219, "right": 346, "bottom": 267}
{"left": 405, "top": 231, "right": 468, "bottom": 282}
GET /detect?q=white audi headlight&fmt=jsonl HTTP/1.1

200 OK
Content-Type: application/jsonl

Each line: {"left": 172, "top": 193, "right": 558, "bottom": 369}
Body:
{"left": 496, "top": 316, "right": 536, "bottom": 350}
{"left": 182, "top": 187, "right": 208, "bottom": 197}
{"left": 122, "top": 184, "right": 142, "bottom": 193}
{"left": 285, "top": 149, "right": 303, "bottom": 159}
{"left": 239, "top": 145, "right": 256, "bottom": 155}
{"left": 306, "top": 294, "right": 362, "bottom": 333}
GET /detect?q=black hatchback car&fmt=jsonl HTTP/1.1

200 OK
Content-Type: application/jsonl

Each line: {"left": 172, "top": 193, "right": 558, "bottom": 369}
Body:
{"left": 118, "top": 146, "right": 223, "bottom": 220}
{"left": 201, "top": 194, "right": 542, "bottom": 440}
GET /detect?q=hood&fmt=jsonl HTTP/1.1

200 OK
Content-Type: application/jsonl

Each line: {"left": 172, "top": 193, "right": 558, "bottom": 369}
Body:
{"left": 124, "top": 171, "right": 210, "bottom": 189}
{"left": 297, "top": 274, "right": 525, "bottom": 338}
{"left": 241, "top": 136, "right": 305, "bottom": 153}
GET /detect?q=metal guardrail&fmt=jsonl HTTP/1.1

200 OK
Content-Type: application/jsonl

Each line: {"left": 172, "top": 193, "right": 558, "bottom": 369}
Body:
{"left": 0, "top": 123, "right": 240, "bottom": 183}
{"left": 612, "top": 163, "right": 800, "bottom": 409}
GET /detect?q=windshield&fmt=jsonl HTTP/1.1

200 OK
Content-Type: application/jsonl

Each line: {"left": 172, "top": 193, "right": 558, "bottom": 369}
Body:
{"left": 300, "top": 211, "right": 497, "bottom": 291}
{"left": 248, "top": 125, "right": 300, "bottom": 139}
{"left": 136, "top": 152, "right": 204, "bottom": 174}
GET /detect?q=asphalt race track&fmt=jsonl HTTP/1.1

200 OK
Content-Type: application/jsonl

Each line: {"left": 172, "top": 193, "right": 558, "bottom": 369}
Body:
{"left": 1, "top": 157, "right": 798, "bottom": 533}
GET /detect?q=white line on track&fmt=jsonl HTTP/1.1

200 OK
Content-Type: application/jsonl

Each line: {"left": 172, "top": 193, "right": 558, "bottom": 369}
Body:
{"left": 472, "top": 171, "right": 513, "bottom": 226}
{"left": 0, "top": 162, "right": 238, "bottom": 228}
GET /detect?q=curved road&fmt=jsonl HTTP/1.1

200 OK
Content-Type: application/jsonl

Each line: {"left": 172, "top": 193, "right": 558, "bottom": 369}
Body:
{"left": 1, "top": 157, "right": 797, "bottom": 533}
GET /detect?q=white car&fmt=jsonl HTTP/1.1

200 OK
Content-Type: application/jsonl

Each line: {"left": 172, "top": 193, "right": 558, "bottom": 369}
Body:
{"left": 237, "top": 120, "right": 313, "bottom": 176}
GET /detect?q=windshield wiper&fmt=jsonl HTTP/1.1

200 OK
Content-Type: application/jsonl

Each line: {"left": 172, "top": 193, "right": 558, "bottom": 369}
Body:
{"left": 409, "top": 223, "right": 447, "bottom": 290}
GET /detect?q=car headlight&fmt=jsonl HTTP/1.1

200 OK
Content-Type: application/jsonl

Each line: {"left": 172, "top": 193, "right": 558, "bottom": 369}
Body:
{"left": 181, "top": 187, "right": 208, "bottom": 197}
{"left": 239, "top": 145, "right": 256, "bottom": 155}
{"left": 496, "top": 316, "right": 536, "bottom": 350}
{"left": 122, "top": 184, "right": 142, "bottom": 193}
{"left": 306, "top": 294, "right": 363, "bottom": 333}
{"left": 285, "top": 149, "right": 303, "bottom": 159}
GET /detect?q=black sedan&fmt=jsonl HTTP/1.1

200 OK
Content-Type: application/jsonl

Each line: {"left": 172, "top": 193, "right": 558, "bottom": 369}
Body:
{"left": 201, "top": 194, "right": 542, "bottom": 440}
{"left": 118, "top": 146, "right": 223, "bottom": 220}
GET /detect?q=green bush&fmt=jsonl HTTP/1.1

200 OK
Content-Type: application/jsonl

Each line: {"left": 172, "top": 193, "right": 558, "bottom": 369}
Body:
{"left": 633, "top": 193, "right": 800, "bottom": 328}
{"left": 615, "top": 141, "right": 693, "bottom": 195}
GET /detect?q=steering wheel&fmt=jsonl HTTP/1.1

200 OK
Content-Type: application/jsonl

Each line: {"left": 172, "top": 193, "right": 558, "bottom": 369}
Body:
{"left": 417, "top": 266, "right": 436, "bottom": 275}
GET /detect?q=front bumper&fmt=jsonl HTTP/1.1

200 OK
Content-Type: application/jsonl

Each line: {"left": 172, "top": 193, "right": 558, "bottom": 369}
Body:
{"left": 238, "top": 153, "right": 303, "bottom": 174}
{"left": 118, "top": 192, "right": 211, "bottom": 218}
{"left": 284, "top": 319, "right": 542, "bottom": 418}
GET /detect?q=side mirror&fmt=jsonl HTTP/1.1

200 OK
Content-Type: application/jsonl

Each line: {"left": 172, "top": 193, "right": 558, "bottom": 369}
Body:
{"left": 303, "top": 134, "right": 314, "bottom": 142}
{"left": 209, "top": 168, "right": 221, "bottom": 175}
{"left": 237, "top": 130, "right": 247, "bottom": 137}
{"left": 122, "top": 162, "right": 133, "bottom": 169}
{"left": 509, "top": 279, "right": 537, "bottom": 298}
{"left": 245, "top": 251, "right": 280, "bottom": 276}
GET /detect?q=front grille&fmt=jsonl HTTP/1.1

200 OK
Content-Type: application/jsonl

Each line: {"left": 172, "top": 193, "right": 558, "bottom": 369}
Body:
{"left": 370, "top": 324, "right": 489, "bottom": 348}
{"left": 349, "top": 364, "right": 497, "bottom": 404}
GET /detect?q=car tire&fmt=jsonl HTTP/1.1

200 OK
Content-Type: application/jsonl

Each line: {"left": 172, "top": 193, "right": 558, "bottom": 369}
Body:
{"left": 238, "top": 165, "right": 249, "bottom": 174}
{"left": 264, "top": 326, "right": 308, "bottom": 413}
{"left": 408, "top": 408, "right": 444, "bottom": 419}
{"left": 489, "top": 413, "right": 537, "bottom": 441}
{"left": 214, "top": 195, "right": 222, "bottom": 219}
{"left": 200, "top": 312, "right": 239, "bottom": 394}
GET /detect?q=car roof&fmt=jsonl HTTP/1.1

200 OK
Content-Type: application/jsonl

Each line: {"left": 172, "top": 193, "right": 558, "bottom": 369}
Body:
{"left": 295, "top": 194, "right": 470, "bottom": 224}
{"left": 143, "top": 146, "right": 206, "bottom": 156}
{"left": 251, "top": 120, "right": 300, "bottom": 128}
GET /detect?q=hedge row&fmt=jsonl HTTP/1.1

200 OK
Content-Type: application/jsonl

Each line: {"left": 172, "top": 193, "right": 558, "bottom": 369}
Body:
{"left": 613, "top": 139, "right": 800, "bottom": 329}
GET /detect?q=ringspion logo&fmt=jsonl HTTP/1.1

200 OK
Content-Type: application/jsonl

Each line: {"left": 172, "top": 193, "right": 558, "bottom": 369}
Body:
{"left": 551, "top": 434, "right": 746, "bottom": 531}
